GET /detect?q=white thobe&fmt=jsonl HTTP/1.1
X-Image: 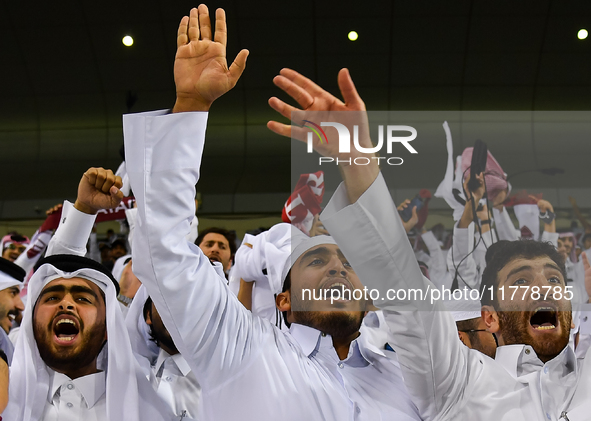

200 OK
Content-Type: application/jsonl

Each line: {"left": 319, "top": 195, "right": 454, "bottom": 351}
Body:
{"left": 151, "top": 350, "right": 201, "bottom": 420}
{"left": 321, "top": 172, "right": 591, "bottom": 421}
{"left": 420, "top": 231, "right": 451, "bottom": 290}
{"left": 42, "top": 370, "right": 106, "bottom": 421}
{"left": 124, "top": 110, "right": 421, "bottom": 421}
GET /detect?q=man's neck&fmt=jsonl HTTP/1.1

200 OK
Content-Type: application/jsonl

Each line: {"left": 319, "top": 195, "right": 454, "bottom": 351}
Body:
{"left": 332, "top": 331, "right": 361, "bottom": 360}
{"left": 53, "top": 361, "right": 100, "bottom": 380}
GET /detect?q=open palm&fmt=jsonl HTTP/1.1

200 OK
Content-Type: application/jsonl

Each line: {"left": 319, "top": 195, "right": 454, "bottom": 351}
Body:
{"left": 173, "top": 6, "right": 248, "bottom": 112}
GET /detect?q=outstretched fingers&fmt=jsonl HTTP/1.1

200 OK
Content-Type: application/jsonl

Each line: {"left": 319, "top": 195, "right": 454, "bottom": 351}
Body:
{"left": 279, "top": 68, "right": 331, "bottom": 101}
{"left": 188, "top": 7, "right": 200, "bottom": 42}
{"left": 267, "top": 121, "right": 292, "bottom": 139}
{"left": 273, "top": 75, "right": 316, "bottom": 110}
{"left": 268, "top": 96, "right": 300, "bottom": 121}
{"left": 177, "top": 16, "right": 189, "bottom": 47}
{"left": 198, "top": 4, "right": 212, "bottom": 40}
{"left": 267, "top": 120, "right": 308, "bottom": 142}
{"left": 214, "top": 8, "right": 227, "bottom": 46}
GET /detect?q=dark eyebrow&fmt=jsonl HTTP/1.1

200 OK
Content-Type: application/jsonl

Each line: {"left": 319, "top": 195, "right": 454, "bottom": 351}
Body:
{"left": 39, "top": 284, "right": 98, "bottom": 301}
{"left": 299, "top": 247, "right": 331, "bottom": 265}
{"left": 506, "top": 265, "right": 532, "bottom": 280}
{"left": 8, "top": 286, "right": 20, "bottom": 294}
{"left": 506, "top": 263, "right": 564, "bottom": 281}
{"left": 545, "top": 263, "right": 562, "bottom": 273}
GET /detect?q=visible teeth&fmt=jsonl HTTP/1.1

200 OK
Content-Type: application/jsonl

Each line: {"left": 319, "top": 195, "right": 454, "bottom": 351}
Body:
{"left": 534, "top": 307, "right": 554, "bottom": 313}
{"left": 57, "top": 319, "right": 75, "bottom": 326}
{"left": 534, "top": 325, "right": 556, "bottom": 330}
{"left": 326, "top": 283, "right": 346, "bottom": 290}
{"left": 7, "top": 315, "right": 14, "bottom": 321}
{"left": 57, "top": 336, "right": 75, "bottom": 341}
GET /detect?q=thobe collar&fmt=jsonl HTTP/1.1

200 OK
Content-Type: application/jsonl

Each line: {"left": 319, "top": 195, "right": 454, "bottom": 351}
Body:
{"left": 495, "top": 344, "right": 577, "bottom": 379}
{"left": 154, "top": 348, "right": 192, "bottom": 377}
{"left": 288, "top": 323, "right": 376, "bottom": 367}
{"left": 48, "top": 369, "right": 106, "bottom": 409}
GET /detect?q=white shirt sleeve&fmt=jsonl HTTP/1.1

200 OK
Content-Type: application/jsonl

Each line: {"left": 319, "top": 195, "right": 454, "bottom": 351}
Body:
{"left": 540, "top": 230, "right": 559, "bottom": 248}
{"left": 446, "top": 222, "right": 479, "bottom": 290}
{"left": 321, "top": 172, "right": 480, "bottom": 420}
{"left": 124, "top": 110, "right": 274, "bottom": 390}
{"left": 14, "top": 230, "right": 53, "bottom": 273}
{"left": 492, "top": 206, "right": 520, "bottom": 241}
{"left": 420, "top": 230, "right": 448, "bottom": 289}
{"left": 46, "top": 200, "right": 97, "bottom": 257}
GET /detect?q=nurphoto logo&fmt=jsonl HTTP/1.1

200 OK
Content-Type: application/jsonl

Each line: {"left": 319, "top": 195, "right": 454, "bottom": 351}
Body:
{"left": 302, "top": 121, "right": 418, "bottom": 166}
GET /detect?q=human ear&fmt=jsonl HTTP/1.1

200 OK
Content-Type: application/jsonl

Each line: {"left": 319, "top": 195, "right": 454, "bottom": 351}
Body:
{"left": 276, "top": 291, "right": 291, "bottom": 312}
{"left": 482, "top": 306, "right": 500, "bottom": 334}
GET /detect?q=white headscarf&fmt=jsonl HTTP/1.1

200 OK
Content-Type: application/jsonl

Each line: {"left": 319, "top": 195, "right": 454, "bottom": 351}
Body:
{"left": 231, "top": 225, "right": 337, "bottom": 328}
{"left": 443, "top": 296, "right": 483, "bottom": 323}
{"left": 280, "top": 228, "right": 337, "bottom": 287}
{"left": 231, "top": 223, "right": 292, "bottom": 328}
{"left": 4, "top": 255, "right": 174, "bottom": 421}
{"left": 0, "top": 263, "right": 23, "bottom": 292}
{"left": 0, "top": 258, "right": 25, "bottom": 365}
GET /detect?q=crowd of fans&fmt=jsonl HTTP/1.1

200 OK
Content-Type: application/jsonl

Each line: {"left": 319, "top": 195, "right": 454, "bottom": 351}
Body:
{"left": 0, "top": 5, "right": 590, "bottom": 420}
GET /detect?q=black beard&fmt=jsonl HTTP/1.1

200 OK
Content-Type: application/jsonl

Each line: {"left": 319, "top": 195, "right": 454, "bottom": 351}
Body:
{"left": 149, "top": 320, "right": 178, "bottom": 354}
{"left": 497, "top": 310, "right": 571, "bottom": 362}
{"left": 292, "top": 310, "right": 365, "bottom": 339}
{"left": 33, "top": 315, "right": 106, "bottom": 375}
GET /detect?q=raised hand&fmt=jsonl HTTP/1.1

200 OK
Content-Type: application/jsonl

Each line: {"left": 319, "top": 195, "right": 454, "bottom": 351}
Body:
{"left": 532, "top": 196, "right": 554, "bottom": 214}
{"left": 267, "top": 68, "right": 371, "bottom": 158}
{"left": 74, "top": 168, "right": 124, "bottom": 215}
{"left": 463, "top": 172, "right": 485, "bottom": 202}
{"left": 173, "top": 5, "right": 249, "bottom": 113}
{"left": 397, "top": 199, "right": 419, "bottom": 233}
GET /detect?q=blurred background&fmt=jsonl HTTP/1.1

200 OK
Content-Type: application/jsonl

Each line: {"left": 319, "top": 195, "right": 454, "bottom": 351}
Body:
{"left": 1, "top": 0, "right": 591, "bottom": 237}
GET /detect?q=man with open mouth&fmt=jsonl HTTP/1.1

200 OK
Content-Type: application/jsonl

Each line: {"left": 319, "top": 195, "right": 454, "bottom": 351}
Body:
{"left": 262, "top": 57, "right": 591, "bottom": 418}
{"left": 123, "top": 5, "right": 420, "bottom": 420}
{"left": 273, "top": 80, "right": 591, "bottom": 420}
{"left": 2, "top": 168, "right": 175, "bottom": 421}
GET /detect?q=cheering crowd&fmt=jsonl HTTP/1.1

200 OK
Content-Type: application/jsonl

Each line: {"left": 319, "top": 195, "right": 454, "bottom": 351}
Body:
{"left": 0, "top": 5, "right": 590, "bottom": 421}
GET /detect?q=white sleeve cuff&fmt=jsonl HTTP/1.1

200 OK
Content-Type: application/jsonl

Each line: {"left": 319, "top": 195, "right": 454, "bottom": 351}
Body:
{"left": 47, "top": 201, "right": 97, "bottom": 256}
{"left": 541, "top": 230, "right": 559, "bottom": 247}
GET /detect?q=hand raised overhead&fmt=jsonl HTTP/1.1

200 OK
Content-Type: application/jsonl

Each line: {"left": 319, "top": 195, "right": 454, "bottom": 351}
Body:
{"left": 268, "top": 69, "right": 374, "bottom": 156}
{"left": 74, "top": 168, "right": 124, "bottom": 215}
{"left": 173, "top": 5, "right": 249, "bottom": 113}
{"left": 268, "top": 68, "right": 378, "bottom": 203}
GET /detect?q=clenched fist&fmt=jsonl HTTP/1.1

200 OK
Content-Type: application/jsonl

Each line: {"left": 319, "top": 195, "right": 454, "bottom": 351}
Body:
{"left": 74, "top": 167, "right": 124, "bottom": 215}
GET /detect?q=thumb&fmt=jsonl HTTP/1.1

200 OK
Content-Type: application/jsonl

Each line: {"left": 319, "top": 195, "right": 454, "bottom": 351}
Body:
{"left": 338, "top": 68, "right": 364, "bottom": 109}
{"left": 110, "top": 186, "right": 124, "bottom": 203}
{"left": 229, "top": 49, "right": 249, "bottom": 84}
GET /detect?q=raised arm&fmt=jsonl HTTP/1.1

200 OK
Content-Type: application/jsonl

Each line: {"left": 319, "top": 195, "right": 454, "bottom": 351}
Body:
{"left": 269, "top": 68, "right": 476, "bottom": 419}
{"left": 46, "top": 167, "right": 123, "bottom": 257}
{"left": 268, "top": 67, "right": 379, "bottom": 203}
{"left": 126, "top": 6, "right": 266, "bottom": 390}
